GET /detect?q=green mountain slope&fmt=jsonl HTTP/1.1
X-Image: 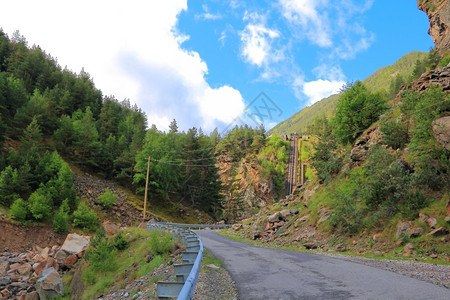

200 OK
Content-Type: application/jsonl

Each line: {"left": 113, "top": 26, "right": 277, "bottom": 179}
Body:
{"left": 269, "top": 51, "right": 428, "bottom": 135}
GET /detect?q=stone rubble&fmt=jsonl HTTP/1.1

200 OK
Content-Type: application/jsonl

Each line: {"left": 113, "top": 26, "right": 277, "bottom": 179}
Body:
{"left": 0, "top": 233, "right": 90, "bottom": 300}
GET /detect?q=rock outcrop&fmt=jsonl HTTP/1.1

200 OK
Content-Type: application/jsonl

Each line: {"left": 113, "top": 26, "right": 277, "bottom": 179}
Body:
{"left": 408, "top": 65, "right": 450, "bottom": 93}
{"left": 432, "top": 115, "right": 450, "bottom": 150}
{"left": 418, "top": 0, "right": 450, "bottom": 54}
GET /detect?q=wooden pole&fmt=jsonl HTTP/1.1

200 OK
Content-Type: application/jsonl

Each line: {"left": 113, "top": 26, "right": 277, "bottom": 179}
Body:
{"left": 143, "top": 156, "right": 151, "bottom": 221}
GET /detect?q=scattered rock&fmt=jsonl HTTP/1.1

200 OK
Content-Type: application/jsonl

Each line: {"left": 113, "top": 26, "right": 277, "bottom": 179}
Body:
{"left": 64, "top": 255, "right": 78, "bottom": 269}
{"left": 403, "top": 243, "right": 415, "bottom": 256}
{"left": 418, "top": 213, "right": 429, "bottom": 223}
{"left": 317, "top": 208, "right": 330, "bottom": 224}
{"left": 54, "top": 250, "right": 68, "bottom": 265}
{"left": 232, "top": 224, "right": 243, "bottom": 231}
{"left": 102, "top": 220, "right": 120, "bottom": 236}
{"left": 373, "top": 251, "right": 384, "bottom": 257}
{"left": 60, "top": 233, "right": 90, "bottom": 256}
{"left": 0, "top": 277, "right": 10, "bottom": 289}
{"left": 426, "top": 226, "right": 449, "bottom": 237}
{"left": 406, "top": 227, "right": 424, "bottom": 238}
{"left": 426, "top": 217, "right": 437, "bottom": 228}
{"left": 17, "top": 263, "right": 32, "bottom": 276}
{"left": 206, "top": 264, "right": 220, "bottom": 270}
{"left": 396, "top": 221, "right": 412, "bottom": 239}
{"left": 445, "top": 215, "right": 450, "bottom": 223}
{"left": 303, "top": 242, "right": 317, "bottom": 250}
{"left": 0, "top": 261, "right": 9, "bottom": 276}
{"left": 335, "top": 243, "right": 347, "bottom": 252}
{"left": 36, "top": 268, "right": 64, "bottom": 300}
{"left": 268, "top": 212, "right": 282, "bottom": 223}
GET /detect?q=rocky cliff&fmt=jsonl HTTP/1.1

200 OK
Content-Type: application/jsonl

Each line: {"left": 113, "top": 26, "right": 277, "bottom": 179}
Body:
{"left": 418, "top": 0, "right": 450, "bottom": 54}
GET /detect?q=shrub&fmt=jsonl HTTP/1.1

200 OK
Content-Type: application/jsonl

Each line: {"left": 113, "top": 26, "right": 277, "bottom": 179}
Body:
{"left": 380, "top": 119, "right": 409, "bottom": 149}
{"left": 28, "top": 189, "right": 51, "bottom": 220}
{"left": 96, "top": 188, "right": 117, "bottom": 208}
{"left": 10, "top": 198, "right": 29, "bottom": 221}
{"left": 85, "top": 231, "right": 117, "bottom": 272}
{"left": 112, "top": 231, "right": 128, "bottom": 250}
{"left": 149, "top": 231, "right": 173, "bottom": 255}
{"left": 72, "top": 202, "right": 97, "bottom": 230}
{"left": 53, "top": 200, "right": 70, "bottom": 233}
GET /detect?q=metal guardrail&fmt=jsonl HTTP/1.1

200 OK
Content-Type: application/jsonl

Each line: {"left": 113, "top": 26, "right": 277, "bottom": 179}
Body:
{"left": 148, "top": 222, "right": 228, "bottom": 299}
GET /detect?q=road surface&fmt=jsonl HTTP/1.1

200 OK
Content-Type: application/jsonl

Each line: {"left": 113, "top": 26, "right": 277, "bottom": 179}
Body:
{"left": 196, "top": 230, "right": 450, "bottom": 300}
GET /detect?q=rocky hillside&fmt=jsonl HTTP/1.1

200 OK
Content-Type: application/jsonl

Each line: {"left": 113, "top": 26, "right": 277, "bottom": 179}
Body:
{"left": 418, "top": 0, "right": 450, "bottom": 55}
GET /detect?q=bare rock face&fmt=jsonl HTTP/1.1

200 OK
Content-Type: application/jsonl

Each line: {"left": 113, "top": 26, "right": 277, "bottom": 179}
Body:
{"left": 60, "top": 233, "right": 90, "bottom": 256}
{"left": 418, "top": 0, "right": 450, "bottom": 55}
{"left": 36, "top": 268, "right": 64, "bottom": 300}
{"left": 432, "top": 116, "right": 450, "bottom": 150}
{"left": 408, "top": 65, "right": 450, "bottom": 93}
{"left": 350, "top": 127, "right": 381, "bottom": 164}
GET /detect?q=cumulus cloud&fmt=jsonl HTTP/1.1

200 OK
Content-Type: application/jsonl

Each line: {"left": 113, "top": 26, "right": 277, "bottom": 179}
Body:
{"left": 240, "top": 21, "right": 281, "bottom": 67}
{"left": 0, "top": 0, "right": 244, "bottom": 132}
{"left": 279, "top": 0, "right": 332, "bottom": 47}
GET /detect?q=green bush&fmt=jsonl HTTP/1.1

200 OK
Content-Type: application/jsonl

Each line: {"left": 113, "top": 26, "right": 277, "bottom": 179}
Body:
{"left": 329, "top": 188, "right": 364, "bottom": 234}
{"left": 28, "top": 189, "right": 51, "bottom": 220}
{"left": 311, "top": 140, "right": 342, "bottom": 184}
{"left": 112, "top": 231, "right": 128, "bottom": 250}
{"left": 380, "top": 119, "right": 409, "bottom": 149}
{"left": 72, "top": 202, "right": 97, "bottom": 230}
{"left": 149, "top": 231, "right": 173, "bottom": 255}
{"left": 96, "top": 188, "right": 117, "bottom": 208}
{"left": 85, "top": 231, "right": 117, "bottom": 272}
{"left": 10, "top": 198, "right": 29, "bottom": 221}
{"left": 53, "top": 200, "right": 70, "bottom": 233}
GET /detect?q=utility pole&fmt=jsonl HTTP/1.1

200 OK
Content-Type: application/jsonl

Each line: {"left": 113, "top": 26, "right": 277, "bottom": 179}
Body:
{"left": 143, "top": 156, "right": 151, "bottom": 221}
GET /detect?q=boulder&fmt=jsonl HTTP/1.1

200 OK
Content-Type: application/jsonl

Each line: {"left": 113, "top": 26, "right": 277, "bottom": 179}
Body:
{"left": 406, "top": 227, "right": 424, "bottom": 238}
{"left": 102, "top": 220, "right": 120, "bottom": 236}
{"left": 0, "top": 276, "right": 10, "bottom": 289}
{"left": 426, "top": 226, "right": 449, "bottom": 237}
{"left": 54, "top": 250, "right": 68, "bottom": 265}
{"left": 40, "top": 247, "right": 50, "bottom": 261}
{"left": 335, "top": 243, "right": 346, "bottom": 252}
{"left": 19, "top": 291, "right": 39, "bottom": 300}
{"left": 317, "top": 208, "right": 330, "bottom": 224}
{"left": 17, "top": 263, "right": 32, "bottom": 276}
{"left": 36, "top": 268, "right": 64, "bottom": 300}
{"left": 403, "top": 243, "right": 415, "bottom": 256}
{"left": 268, "top": 212, "right": 282, "bottom": 223}
{"left": 0, "top": 261, "right": 9, "bottom": 276}
{"left": 60, "top": 233, "right": 90, "bottom": 256}
{"left": 426, "top": 217, "right": 437, "bottom": 228}
{"left": 34, "top": 258, "right": 58, "bottom": 276}
{"left": 303, "top": 242, "right": 317, "bottom": 249}
{"left": 418, "top": 213, "right": 429, "bottom": 223}
{"left": 396, "top": 221, "right": 412, "bottom": 239}
{"left": 232, "top": 224, "right": 243, "bottom": 231}
{"left": 64, "top": 255, "right": 78, "bottom": 269}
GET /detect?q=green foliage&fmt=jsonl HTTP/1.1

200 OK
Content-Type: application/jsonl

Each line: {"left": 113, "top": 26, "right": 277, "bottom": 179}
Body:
{"left": 329, "top": 188, "right": 364, "bottom": 234}
{"left": 311, "top": 139, "right": 342, "bottom": 184}
{"left": 149, "top": 231, "right": 174, "bottom": 255}
{"left": 257, "top": 135, "right": 289, "bottom": 198}
{"left": 84, "top": 231, "right": 117, "bottom": 272}
{"left": 333, "top": 81, "right": 387, "bottom": 144}
{"left": 28, "top": 188, "right": 51, "bottom": 220}
{"left": 53, "top": 199, "right": 70, "bottom": 233}
{"left": 10, "top": 198, "right": 28, "bottom": 221}
{"left": 0, "top": 166, "right": 20, "bottom": 206}
{"left": 112, "top": 231, "right": 128, "bottom": 250}
{"left": 72, "top": 202, "right": 98, "bottom": 230}
{"left": 96, "top": 188, "right": 117, "bottom": 208}
{"left": 380, "top": 118, "right": 409, "bottom": 149}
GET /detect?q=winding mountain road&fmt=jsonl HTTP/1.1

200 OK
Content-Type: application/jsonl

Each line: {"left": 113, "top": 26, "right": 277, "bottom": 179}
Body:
{"left": 196, "top": 230, "right": 450, "bottom": 300}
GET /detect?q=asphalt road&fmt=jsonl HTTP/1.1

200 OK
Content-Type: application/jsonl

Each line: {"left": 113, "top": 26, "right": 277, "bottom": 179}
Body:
{"left": 196, "top": 230, "right": 450, "bottom": 300}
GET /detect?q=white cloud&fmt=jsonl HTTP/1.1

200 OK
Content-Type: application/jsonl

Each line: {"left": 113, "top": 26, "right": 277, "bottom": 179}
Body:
{"left": 279, "top": 0, "right": 332, "bottom": 47}
{"left": 0, "top": 0, "right": 244, "bottom": 132}
{"left": 196, "top": 5, "right": 222, "bottom": 20}
{"left": 302, "top": 79, "right": 345, "bottom": 105}
{"left": 240, "top": 22, "right": 280, "bottom": 67}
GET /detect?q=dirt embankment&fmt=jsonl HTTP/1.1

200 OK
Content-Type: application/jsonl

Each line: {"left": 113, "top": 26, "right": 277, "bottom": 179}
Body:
{"left": 0, "top": 220, "right": 65, "bottom": 253}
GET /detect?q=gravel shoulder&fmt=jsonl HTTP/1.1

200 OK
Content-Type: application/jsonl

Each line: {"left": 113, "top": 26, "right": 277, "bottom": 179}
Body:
{"left": 323, "top": 253, "right": 450, "bottom": 289}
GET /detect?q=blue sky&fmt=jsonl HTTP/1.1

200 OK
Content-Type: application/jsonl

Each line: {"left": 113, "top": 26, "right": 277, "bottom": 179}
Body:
{"left": 0, "top": 0, "right": 433, "bottom": 133}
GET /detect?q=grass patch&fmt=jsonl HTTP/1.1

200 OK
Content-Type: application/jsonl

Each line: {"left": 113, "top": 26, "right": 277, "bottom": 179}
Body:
{"left": 80, "top": 228, "right": 175, "bottom": 299}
